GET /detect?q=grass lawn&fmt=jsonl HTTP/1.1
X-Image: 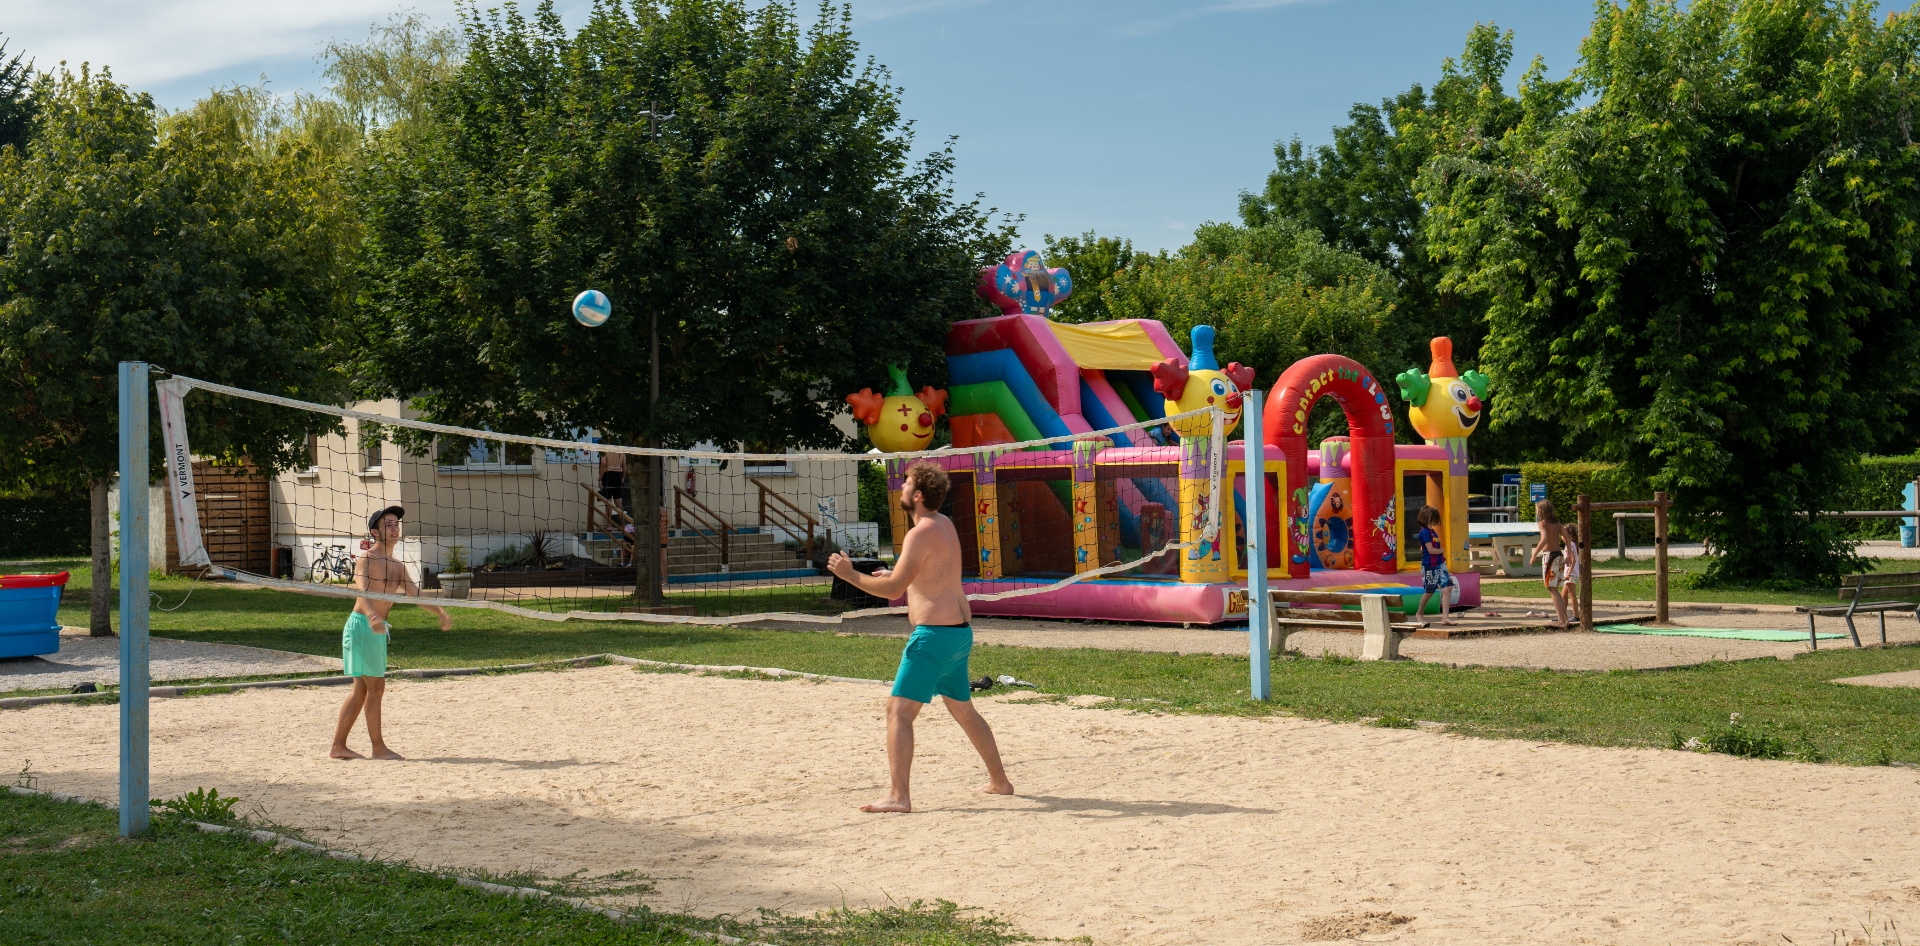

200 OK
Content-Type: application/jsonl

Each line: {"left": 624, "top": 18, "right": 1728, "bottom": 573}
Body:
{"left": 0, "top": 791, "right": 1034, "bottom": 946}
{"left": 1483, "top": 554, "right": 1920, "bottom": 607}
{"left": 17, "top": 562, "right": 1920, "bottom": 766}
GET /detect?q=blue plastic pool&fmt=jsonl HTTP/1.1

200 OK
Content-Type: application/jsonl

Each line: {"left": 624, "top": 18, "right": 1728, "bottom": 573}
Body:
{"left": 0, "top": 572, "right": 67, "bottom": 659}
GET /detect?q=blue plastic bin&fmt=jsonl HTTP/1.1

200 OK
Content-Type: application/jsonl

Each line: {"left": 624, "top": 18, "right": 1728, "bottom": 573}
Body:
{"left": 0, "top": 571, "right": 67, "bottom": 659}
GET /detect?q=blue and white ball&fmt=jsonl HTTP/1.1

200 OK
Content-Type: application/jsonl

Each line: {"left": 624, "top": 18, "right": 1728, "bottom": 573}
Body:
{"left": 571, "top": 289, "right": 612, "bottom": 328}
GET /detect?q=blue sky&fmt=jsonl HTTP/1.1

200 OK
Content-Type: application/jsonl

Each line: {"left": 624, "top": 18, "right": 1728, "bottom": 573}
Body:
{"left": 4, "top": 0, "right": 1599, "bottom": 250}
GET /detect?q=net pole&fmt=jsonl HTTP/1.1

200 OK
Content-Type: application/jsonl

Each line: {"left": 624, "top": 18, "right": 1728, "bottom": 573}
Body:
{"left": 117, "top": 361, "right": 151, "bottom": 838}
{"left": 1244, "top": 391, "right": 1271, "bottom": 701}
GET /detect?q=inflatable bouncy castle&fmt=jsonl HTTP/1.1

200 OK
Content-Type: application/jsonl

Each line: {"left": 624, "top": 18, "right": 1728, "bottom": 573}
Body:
{"left": 847, "top": 248, "right": 1486, "bottom": 624}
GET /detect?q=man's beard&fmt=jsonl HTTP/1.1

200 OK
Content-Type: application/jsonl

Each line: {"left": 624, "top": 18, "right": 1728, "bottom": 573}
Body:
{"left": 899, "top": 494, "right": 916, "bottom": 513}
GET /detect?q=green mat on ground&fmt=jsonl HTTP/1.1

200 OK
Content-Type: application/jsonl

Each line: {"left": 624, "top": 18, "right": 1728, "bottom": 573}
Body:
{"left": 1598, "top": 624, "right": 1840, "bottom": 642}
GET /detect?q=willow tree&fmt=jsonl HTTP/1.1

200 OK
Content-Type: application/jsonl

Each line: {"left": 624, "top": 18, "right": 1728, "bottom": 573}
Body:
{"left": 1422, "top": 0, "right": 1920, "bottom": 585}
{"left": 351, "top": 0, "right": 1010, "bottom": 605}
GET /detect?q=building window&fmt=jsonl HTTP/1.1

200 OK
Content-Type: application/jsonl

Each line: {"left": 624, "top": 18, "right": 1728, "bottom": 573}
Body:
{"left": 360, "top": 428, "right": 382, "bottom": 473}
{"left": 302, "top": 434, "right": 320, "bottom": 474}
{"left": 435, "top": 435, "right": 536, "bottom": 472}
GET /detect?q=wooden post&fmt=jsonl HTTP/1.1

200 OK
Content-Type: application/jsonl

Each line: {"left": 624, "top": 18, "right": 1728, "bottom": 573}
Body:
{"left": 1654, "top": 490, "right": 1670, "bottom": 625}
{"left": 1616, "top": 514, "right": 1628, "bottom": 561}
{"left": 1576, "top": 493, "right": 1594, "bottom": 631}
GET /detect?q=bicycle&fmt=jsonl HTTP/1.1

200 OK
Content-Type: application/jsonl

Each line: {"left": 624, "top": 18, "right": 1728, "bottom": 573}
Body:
{"left": 309, "top": 544, "right": 356, "bottom": 584}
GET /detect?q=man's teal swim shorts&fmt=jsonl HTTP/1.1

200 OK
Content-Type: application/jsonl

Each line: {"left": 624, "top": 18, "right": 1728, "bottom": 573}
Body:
{"left": 890, "top": 623, "right": 973, "bottom": 703}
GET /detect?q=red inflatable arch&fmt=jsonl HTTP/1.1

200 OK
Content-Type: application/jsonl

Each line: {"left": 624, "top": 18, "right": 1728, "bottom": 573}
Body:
{"left": 1263, "top": 354, "right": 1400, "bottom": 578}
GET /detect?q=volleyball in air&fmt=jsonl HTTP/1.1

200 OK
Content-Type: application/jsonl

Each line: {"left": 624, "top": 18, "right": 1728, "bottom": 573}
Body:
{"left": 571, "top": 289, "right": 612, "bottom": 327}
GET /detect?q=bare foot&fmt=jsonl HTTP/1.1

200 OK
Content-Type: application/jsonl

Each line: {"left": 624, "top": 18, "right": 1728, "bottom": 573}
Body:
{"left": 329, "top": 746, "right": 364, "bottom": 760}
{"left": 981, "top": 780, "right": 1015, "bottom": 796}
{"left": 860, "top": 798, "right": 911, "bottom": 813}
{"left": 370, "top": 747, "right": 405, "bottom": 761}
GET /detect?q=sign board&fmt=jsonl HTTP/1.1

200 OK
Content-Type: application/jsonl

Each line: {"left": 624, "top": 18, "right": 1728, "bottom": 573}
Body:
{"left": 1503, "top": 473, "right": 1522, "bottom": 485}
{"left": 1529, "top": 483, "right": 1547, "bottom": 503}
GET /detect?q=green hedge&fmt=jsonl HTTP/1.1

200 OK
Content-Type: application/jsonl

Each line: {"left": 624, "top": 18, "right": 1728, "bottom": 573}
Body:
{"left": 1517, "top": 462, "right": 1659, "bottom": 545}
{"left": 0, "top": 497, "right": 90, "bottom": 559}
{"left": 1834, "top": 454, "right": 1920, "bottom": 540}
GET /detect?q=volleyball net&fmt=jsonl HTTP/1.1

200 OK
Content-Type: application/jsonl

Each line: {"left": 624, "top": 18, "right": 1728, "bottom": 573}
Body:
{"left": 151, "top": 375, "right": 1226, "bottom": 625}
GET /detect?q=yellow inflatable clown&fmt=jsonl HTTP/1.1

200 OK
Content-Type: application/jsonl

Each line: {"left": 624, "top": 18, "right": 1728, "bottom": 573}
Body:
{"left": 846, "top": 365, "right": 948, "bottom": 452}
{"left": 1396, "top": 337, "right": 1489, "bottom": 442}
{"left": 1149, "top": 325, "right": 1255, "bottom": 438}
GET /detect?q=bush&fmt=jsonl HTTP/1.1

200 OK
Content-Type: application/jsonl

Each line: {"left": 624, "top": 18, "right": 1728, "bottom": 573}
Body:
{"left": 1833, "top": 454, "right": 1920, "bottom": 540}
{"left": 1517, "top": 462, "right": 1660, "bottom": 544}
{"left": 0, "top": 496, "right": 89, "bottom": 559}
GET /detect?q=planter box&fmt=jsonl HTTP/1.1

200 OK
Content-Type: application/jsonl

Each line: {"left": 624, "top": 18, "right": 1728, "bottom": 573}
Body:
{"left": 0, "top": 571, "right": 68, "bottom": 658}
{"left": 471, "top": 566, "right": 637, "bottom": 589}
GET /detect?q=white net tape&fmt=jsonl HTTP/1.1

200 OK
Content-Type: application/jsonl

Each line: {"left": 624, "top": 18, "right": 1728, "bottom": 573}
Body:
{"left": 161, "top": 374, "right": 1229, "bottom": 625}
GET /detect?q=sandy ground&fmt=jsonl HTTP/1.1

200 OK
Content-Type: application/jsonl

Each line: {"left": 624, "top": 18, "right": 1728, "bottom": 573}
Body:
{"left": 0, "top": 627, "right": 340, "bottom": 697}
{"left": 6, "top": 664, "right": 1919, "bottom": 946}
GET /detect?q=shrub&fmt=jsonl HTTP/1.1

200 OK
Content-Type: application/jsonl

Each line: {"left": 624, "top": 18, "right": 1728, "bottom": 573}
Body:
{"left": 152, "top": 787, "right": 239, "bottom": 824}
{"left": 0, "top": 496, "right": 89, "bottom": 558}
{"left": 1517, "top": 462, "right": 1660, "bottom": 544}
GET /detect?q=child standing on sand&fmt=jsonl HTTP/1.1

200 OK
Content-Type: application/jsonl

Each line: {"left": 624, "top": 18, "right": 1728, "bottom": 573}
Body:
{"left": 1528, "top": 500, "right": 1579, "bottom": 630}
{"left": 1412, "top": 505, "right": 1458, "bottom": 626}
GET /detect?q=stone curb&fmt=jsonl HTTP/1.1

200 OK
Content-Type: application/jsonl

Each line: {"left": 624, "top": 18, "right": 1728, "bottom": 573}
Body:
{"left": 2, "top": 785, "right": 763, "bottom": 945}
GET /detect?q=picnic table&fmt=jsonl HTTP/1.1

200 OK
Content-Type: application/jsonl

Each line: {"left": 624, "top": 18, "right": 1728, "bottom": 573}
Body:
{"left": 1466, "top": 522, "right": 1541, "bottom": 578}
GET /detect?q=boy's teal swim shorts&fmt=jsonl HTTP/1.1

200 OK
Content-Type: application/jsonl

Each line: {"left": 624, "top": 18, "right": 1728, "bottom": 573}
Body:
{"left": 890, "top": 623, "right": 973, "bottom": 703}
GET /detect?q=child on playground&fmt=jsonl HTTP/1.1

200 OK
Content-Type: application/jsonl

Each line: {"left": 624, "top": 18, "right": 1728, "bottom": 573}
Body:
{"left": 1413, "top": 505, "right": 1458, "bottom": 626}
{"left": 1528, "top": 500, "right": 1580, "bottom": 629}
{"left": 330, "top": 506, "right": 452, "bottom": 760}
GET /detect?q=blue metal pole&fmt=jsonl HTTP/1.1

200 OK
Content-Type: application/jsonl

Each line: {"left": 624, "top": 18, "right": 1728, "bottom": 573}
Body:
{"left": 1244, "top": 390, "right": 1271, "bottom": 701}
{"left": 118, "top": 362, "right": 150, "bottom": 837}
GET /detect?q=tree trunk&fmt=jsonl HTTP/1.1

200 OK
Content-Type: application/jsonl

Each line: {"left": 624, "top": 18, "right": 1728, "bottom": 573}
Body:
{"left": 633, "top": 454, "right": 666, "bottom": 607}
{"left": 90, "top": 477, "right": 113, "bottom": 636}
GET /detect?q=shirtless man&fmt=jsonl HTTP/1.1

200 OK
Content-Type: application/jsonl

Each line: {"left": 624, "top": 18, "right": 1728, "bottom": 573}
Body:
{"left": 827, "top": 462, "right": 1014, "bottom": 813}
{"left": 330, "top": 506, "right": 452, "bottom": 760}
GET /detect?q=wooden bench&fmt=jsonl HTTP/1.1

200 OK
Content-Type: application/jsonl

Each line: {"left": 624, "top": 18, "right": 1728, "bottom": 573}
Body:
{"left": 1794, "top": 571, "right": 1920, "bottom": 649}
{"left": 1268, "top": 590, "right": 1425, "bottom": 661}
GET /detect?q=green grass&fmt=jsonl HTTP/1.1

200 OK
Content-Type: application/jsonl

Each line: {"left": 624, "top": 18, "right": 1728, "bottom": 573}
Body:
{"left": 1483, "top": 554, "right": 1920, "bottom": 607}
{"left": 0, "top": 791, "right": 1041, "bottom": 945}
{"left": 18, "top": 562, "right": 1920, "bottom": 765}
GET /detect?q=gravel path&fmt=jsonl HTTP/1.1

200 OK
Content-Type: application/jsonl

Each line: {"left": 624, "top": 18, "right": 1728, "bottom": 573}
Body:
{"left": 0, "top": 628, "right": 340, "bottom": 696}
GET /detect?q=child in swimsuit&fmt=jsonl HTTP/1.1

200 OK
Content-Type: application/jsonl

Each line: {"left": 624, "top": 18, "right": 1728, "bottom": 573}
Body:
{"left": 1412, "top": 505, "right": 1458, "bottom": 626}
{"left": 1529, "top": 499, "right": 1578, "bottom": 629}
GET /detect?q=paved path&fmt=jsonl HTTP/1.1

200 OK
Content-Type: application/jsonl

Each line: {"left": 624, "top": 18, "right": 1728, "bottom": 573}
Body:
{"left": 0, "top": 628, "right": 340, "bottom": 696}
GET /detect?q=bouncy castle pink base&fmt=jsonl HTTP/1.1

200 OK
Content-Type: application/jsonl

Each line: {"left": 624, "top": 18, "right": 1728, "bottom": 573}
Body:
{"left": 946, "top": 569, "right": 1481, "bottom": 625}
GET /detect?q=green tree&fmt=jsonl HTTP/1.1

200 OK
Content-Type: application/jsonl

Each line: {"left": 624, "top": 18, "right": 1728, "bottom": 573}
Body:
{"left": 1041, "top": 230, "right": 1136, "bottom": 323}
{"left": 0, "top": 38, "right": 33, "bottom": 155}
{"left": 1239, "top": 23, "right": 1576, "bottom": 463}
{"left": 1102, "top": 219, "right": 1403, "bottom": 443}
{"left": 351, "top": 0, "right": 1011, "bottom": 604}
{"left": 0, "top": 69, "right": 355, "bottom": 630}
{"left": 322, "top": 12, "right": 464, "bottom": 136}
{"left": 1421, "top": 0, "right": 1920, "bottom": 586}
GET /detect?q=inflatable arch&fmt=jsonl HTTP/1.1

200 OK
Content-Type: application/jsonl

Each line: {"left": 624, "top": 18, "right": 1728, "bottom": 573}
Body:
{"left": 1263, "top": 354, "right": 1400, "bottom": 579}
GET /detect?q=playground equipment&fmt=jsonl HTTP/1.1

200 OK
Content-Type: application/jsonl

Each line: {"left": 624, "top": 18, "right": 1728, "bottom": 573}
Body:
{"left": 847, "top": 365, "right": 948, "bottom": 453}
{"left": 856, "top": 249, "right": 1488, "bottom": 624}
{"left": 0, "top": 571, "right": 66, "bottom": 658}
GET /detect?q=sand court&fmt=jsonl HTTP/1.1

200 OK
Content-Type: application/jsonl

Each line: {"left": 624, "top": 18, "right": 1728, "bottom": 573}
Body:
{"left": 4, "top": 662, "right": 1919, "bottom": 944}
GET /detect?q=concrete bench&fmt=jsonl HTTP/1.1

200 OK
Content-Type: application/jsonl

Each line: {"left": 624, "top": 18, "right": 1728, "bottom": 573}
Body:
{"left": 1795, "top": 571, "right": 1920, "bottom": 649}
{"left": 1268, "top": 590, "right": 1424, "bottom": 661}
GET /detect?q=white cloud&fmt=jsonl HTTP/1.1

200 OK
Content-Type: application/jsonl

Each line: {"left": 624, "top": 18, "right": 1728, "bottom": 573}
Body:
{"left": 0, "top": 0, "right": 451, "bottom": 89}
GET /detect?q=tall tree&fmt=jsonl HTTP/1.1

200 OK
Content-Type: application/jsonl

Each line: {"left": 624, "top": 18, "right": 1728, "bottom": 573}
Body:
{"left": 1042, "top": 230, "right": 1136, "bottom": 324}
{"left": 0, "top": 38, "right": 33, "bottom": 155}
{"left": 1101, "top": 219, "right": 1405, "bottom": 443}
{"left": 351, "top": 0, "right": 1011, "bottom": 605}
{"left": 1239, "top": 24, "right": 1575, "bottom": 462}
{"left": 1422, "top": 0, "right": 1920, "bottom": 585}
{"left": 0, "top": 70, "right": 355, "bottom": 631}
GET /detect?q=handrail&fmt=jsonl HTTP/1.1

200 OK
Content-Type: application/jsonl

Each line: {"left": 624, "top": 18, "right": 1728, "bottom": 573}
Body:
{"left": 751, "top": 476, "right": 818, "bottom": 562}
{"left": 578, "top": 482, "right": 636, "bottom": 564}
{"left": 673, "top": 486, "right": 732, "bottom": 565}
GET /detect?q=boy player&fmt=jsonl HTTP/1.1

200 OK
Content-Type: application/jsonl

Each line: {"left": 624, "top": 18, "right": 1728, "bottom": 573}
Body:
{"left": 330, "top": 506, "right": 452, "bottom": 760}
